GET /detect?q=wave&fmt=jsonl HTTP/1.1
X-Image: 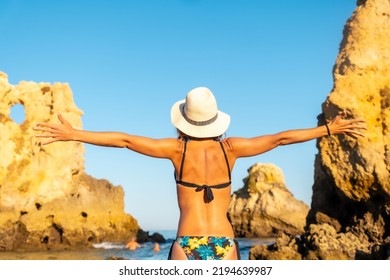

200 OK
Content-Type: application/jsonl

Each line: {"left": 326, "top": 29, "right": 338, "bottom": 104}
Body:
{"left": 93, "top": 242, "right": 125, "bottom": 249}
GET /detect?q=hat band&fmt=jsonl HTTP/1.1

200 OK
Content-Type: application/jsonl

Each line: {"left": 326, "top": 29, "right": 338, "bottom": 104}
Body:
{"left": 182, "top": 106, "right": 218, "bottom": 127}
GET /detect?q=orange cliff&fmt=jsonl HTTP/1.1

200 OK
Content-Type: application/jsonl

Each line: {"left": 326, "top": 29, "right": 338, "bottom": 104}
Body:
{"left": 250, "top": 0, "right": 390, "bottom": 260}
{"left": 0, "top": 72, "right": 139, "bottom": 250}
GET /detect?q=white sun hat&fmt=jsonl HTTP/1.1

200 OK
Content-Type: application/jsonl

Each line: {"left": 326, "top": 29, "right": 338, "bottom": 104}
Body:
{"left": 170, "top": 87, "right": 230, "bottom": 138}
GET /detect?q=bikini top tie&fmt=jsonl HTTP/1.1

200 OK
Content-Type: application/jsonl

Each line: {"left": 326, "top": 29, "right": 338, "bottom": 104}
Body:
{"left": 175, "top": 140, "right": 231, "bottom": 203}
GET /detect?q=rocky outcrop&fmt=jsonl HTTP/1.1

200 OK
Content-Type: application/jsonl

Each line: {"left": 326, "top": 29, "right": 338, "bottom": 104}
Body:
{"left": 249, "top": 232, "right": 303, "bottom": 260}
{"left": 251, "top": 0, "right": 390, "bottom": 260}
{"left": 137, "top": 229, "right": 166, "bottom": 243}
{"left": 0, "top": 72, "right": 139, "bottom": 250}
{"left": 250, "top": 211, "right": 389, "bottom": 260}
{"left": 227, "top": 163, "right": 309, "bottom": 237}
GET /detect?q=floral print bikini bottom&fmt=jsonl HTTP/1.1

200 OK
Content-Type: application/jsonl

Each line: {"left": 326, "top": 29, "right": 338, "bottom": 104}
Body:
{"left": 174, "top": 236, "right": 236, "bottom": 260}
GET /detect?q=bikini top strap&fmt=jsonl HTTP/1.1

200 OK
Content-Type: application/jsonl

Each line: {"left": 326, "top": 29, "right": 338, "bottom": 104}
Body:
{"left": 178, "top": 140, "right": 187, "bottom": 181}
{"left": 177, "top": 140, "right": 231, "bottom": 182}
{"left": 218, "top": 141, "right": 231, "bottom": 180}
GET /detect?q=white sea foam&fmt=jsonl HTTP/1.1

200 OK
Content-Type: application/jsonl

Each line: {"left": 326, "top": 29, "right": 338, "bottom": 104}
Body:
{"left": 92, "top": 242, "right": 125, "bottom": 249}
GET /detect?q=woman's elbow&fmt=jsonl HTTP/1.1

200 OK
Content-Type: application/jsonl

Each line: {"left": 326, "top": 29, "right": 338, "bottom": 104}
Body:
{"left": 119, "top": 135, "right": 133, "bottom": 149}
{"left": 278, "top": 138, "right": 289, "bottom": 146}
{"left": 273, "top": 131, "right": 299, "bottom": 146}
{"left": 272, "top": 133, "right": 287, "bottom": 147}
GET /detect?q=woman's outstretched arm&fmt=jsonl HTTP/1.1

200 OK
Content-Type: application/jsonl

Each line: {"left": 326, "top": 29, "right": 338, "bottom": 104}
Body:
{"left": 34, "top": 114, "right": 177, "bottom": 158}
{"left": 228, "top": 111, "right": 367, "bottom": 158}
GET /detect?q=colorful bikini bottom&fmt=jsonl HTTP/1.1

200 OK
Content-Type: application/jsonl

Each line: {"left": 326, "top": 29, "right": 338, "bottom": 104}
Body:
{"left": 168, "top": 236, "right": 240, "bottom": 260}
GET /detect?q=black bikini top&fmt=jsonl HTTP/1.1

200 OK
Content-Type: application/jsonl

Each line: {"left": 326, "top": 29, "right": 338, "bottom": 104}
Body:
{"left": 175, "top": 140, "right": 231, "bottom": 203}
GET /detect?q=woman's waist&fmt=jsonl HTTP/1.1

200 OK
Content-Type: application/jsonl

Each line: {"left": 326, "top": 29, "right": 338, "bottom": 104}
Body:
{"left": 177, "top": 214, "right": 234, "bottom": 237}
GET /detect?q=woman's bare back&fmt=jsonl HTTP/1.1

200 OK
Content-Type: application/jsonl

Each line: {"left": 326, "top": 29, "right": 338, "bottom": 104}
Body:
{"left": 172, "top": 139, "right": 235, "bottom": 237}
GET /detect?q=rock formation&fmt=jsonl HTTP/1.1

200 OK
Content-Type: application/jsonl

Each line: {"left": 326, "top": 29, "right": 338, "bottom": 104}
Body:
{"left": 227, "top": 163, "right": 309, "bottom": 237}
{"left": 250, "top": 0, "right": 390, "bottom": 260}
{"left": 0, "top": 72, "right": 139, "bottom": 250}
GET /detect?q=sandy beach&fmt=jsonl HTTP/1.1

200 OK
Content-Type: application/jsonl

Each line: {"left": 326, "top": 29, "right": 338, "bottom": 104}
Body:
{"left": 0, "top": 235, "right": 274, "bottom": 260}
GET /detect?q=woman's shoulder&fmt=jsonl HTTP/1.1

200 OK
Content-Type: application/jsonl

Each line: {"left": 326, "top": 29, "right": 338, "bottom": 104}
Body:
{"left": 222, "top": 137, "right": 252, "bottom": 154}
{"left": 222, "top": 137, "right": 245, "bottom": 146}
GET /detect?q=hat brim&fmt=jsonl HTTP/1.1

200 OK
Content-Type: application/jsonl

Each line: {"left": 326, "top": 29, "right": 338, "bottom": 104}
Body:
{"left": 171, "top": 100, "right": 230, "bottom": 138}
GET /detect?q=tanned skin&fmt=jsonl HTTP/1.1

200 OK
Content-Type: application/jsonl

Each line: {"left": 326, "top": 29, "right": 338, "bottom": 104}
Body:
{"left": 35, "top": 111, "right": 366, "bottom": 259}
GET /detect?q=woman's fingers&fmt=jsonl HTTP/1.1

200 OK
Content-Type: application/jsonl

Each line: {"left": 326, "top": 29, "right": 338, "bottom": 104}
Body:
{"left": 349, "top": 119, "right": 368, "bottom": 131}
{"left": 34, "top": 122, "right": 60, "bottom": 132}
{"left": 34, "top": 123, "right": 60, "bottom": 143}
{"left": 346, "top": 129, "right": 365, "bottom": 137}
{"left": 40, "top": 138, "right": 58, "bottom": 145}
{"left": 35, "top": 133, "right": 57, "bottom": 145}
{"left": 57, "top": 113, "right": 70, "bottom": 126}
{"left": 330, "top": 112, "right": 367, "bottom": 137}
{"left": 34, "top": 126, "right": 56, "bottom": 133}
{"left": 33, "top": 114, "right": 72, "bottom": 145}
{"left": 342, "top": 119, "right": 367, "bottom": 137}
{"left": 339, "top": 110, "right": 347, "bottom": 117}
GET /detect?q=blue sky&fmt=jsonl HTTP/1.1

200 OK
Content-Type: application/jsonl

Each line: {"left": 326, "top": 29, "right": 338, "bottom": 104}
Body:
{"left": 1, "top": 0, "right": 357, "bottom": 230}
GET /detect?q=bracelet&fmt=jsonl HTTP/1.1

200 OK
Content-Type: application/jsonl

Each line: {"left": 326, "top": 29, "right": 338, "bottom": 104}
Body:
{"left": 321, "top": 113, "right": 331, "bottom": 136}
{"left": 324, "top": 123, "right": 331, "bottom": 136}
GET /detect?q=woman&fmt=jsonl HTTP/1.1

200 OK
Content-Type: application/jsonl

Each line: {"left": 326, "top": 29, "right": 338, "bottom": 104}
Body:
{"left": 35, "top": 87, "right": 367, "bottom": 260}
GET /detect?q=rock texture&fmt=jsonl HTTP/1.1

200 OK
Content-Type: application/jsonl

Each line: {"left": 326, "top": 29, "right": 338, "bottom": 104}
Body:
{"left": 0, "top": 72, "right": 139, "bottom": 250}
{"left": 227, "top": 163, "right": 309, "bottom": 237}
{"left": 251, "top": 0, "right": 390, "bottom": 260}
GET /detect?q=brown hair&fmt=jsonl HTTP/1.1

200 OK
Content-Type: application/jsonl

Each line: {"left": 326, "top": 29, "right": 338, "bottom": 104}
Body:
{"left": 177, "top": 129, "right": 224, "bottom": 141}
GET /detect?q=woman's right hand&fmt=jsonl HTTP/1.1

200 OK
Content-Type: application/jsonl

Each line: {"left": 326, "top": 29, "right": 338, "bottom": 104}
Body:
{"left": 327, "top": 110, "right": 367, "bottom": 138}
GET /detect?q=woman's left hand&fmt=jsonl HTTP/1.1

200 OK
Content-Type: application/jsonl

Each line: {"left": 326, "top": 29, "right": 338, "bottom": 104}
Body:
{"left": 34, "top": 114, "right": 76, "bottom": 145}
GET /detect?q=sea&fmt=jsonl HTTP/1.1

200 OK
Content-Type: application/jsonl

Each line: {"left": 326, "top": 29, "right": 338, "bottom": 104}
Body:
{"left": 0, "top": 230, "right": 275, "bottom": 260}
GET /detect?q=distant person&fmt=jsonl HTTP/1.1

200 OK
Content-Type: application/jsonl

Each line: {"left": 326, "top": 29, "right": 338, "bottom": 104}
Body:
{"left": 35, "top": 87, "right": 367, "bottom": 260}
{"left": 125, "top": 237, "right": 141, "bottom": 251}
{"left": 153, "top": 242, "right": 160, "bottom": 253}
